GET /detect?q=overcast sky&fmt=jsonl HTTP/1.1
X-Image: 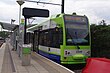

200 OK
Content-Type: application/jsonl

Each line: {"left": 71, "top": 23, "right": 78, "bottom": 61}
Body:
{"left": 0, "top": 0, "right": 110, "bottom": 25}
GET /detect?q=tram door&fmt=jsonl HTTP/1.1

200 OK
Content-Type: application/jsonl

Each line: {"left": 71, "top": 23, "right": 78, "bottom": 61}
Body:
{"left": 33, "top": 30, "right": 39, "bottom": 53}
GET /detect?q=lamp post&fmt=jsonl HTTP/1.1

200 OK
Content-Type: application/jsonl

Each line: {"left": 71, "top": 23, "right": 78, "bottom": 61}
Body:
{"left": 11, "top": 19, "right": 15, "bottom": 32}
{"left": 16, "top": 0, "right": 25, "bottom": 58}
{"left": 11, "top": 19, "right": 15, "bottom": 25}
{"left": 10, "top": 19, "right": 16, "bottom": 50}
{"left": 16, "top": 0, "right": 25, "bottom": 25}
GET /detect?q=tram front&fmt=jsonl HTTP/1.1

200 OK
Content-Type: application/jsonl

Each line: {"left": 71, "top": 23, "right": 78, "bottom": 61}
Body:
{"left": 61, "top": 14, "right": 91, "bottom": 64}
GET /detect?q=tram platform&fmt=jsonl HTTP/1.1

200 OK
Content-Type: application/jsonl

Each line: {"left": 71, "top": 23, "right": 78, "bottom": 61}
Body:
{"left": 0, "top": 41, "right": 74, "bottom": 73}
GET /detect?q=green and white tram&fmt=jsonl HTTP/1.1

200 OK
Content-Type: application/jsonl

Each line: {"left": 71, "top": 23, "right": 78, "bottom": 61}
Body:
{"left": 28, "top": 13, "right": 91, "bottom": 64}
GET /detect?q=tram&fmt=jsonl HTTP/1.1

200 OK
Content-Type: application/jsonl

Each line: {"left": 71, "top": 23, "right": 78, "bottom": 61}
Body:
{"left": 27, "top": 13, "right": 91, "bottom": 64}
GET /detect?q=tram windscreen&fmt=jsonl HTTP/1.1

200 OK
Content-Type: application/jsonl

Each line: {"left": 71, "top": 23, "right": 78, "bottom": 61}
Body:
{"left": 64, "top": 15, "right": 90, "bottom": 45}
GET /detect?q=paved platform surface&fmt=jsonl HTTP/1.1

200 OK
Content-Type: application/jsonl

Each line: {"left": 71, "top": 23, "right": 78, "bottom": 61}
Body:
{"left": 0, "top": 40, "right": 75, "bottom": 73}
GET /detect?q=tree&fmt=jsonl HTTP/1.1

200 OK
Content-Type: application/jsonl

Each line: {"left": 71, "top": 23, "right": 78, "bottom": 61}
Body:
{"left": 0, "top": 31, "right": 10, "bottom": 39}
{"left": 99, "top": 20, "right": 106, "bottom": 26}
{"left": 91, "top": 24, "right": 110, "bottom": 58}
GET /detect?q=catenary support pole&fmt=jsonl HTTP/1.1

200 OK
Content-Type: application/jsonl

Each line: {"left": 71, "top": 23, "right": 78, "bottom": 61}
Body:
{"left": 61, "top": 0, "right": 65, "bottom": 13}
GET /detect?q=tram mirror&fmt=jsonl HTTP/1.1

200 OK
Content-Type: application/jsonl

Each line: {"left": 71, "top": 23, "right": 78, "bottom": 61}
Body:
{"left": 23, "top": 7, "right": 49, "bottom": 18}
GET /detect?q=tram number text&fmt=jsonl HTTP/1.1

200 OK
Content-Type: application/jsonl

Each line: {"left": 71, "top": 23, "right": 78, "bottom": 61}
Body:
{"left": 76, "top": 50, "right": 82, "bottom": 53}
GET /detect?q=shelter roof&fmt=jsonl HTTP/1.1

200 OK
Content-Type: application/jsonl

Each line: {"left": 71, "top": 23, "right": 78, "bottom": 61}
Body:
{"left": 0, "top": 22, "right": 18, "bottom": 31}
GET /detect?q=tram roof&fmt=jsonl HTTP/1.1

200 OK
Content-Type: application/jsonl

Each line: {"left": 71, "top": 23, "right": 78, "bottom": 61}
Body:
{"left": 27, "top": 23, "right": 41, "bottom": 32}
{"left": 27, "top": 13, "right": 79, "bottom": 32}
{"left": 27, "top": 19, "right": 49, "bottom": 32}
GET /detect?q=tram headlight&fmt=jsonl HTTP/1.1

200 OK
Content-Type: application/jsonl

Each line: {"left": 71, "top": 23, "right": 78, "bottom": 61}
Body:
{"left": 65, "top": 50, "right": 71, "bottom": 56}
{"left": 65, "top": 51, "right": 68, "bottom": 55}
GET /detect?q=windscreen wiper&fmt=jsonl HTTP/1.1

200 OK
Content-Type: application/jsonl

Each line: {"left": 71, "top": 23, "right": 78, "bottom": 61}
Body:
{"left": 74, "top": 31, "right": 80, "bottom": 49}
{"left": 67, "top": 29, "right": 80, "bottom": 50}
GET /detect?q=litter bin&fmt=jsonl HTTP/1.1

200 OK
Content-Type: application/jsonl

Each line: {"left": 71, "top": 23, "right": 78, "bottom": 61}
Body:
{"left": 22, "top": 44, "right": 31, "bottom": 66}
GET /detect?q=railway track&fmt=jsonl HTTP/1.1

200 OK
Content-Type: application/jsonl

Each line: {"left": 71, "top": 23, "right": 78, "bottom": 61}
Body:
{"left": 62, "top": 64, "right": 85, "bottom": 73}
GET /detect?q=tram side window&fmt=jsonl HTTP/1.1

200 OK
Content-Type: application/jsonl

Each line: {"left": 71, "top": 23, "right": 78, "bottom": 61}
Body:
{"left": 43, "top": 31, "right": 48, "bottom": 46}
{"left": 39, "top": 28, "right": 63, "bottom": 48}
{"left": 34, "top": 31, "right": 39, "bottom": 45}
{"left": 39, "top": 32, "right": 44, "bottom": 45}
{"left": 39, "top": 30, "right": 48, "bottom": 46}
{"left": 52, "top": 29, "right": 59, "bottom": 48}
{"left": 26, "top": 32, "right": 32, "bottom": 44}
{"left": 46, "top": 30, "right": 51, "bottom": 47}
{"left": 49, "top": 28, "right": 63, "bottom": 48}
{"left": 59, "top": 28, "right": 63, "bottom": 45}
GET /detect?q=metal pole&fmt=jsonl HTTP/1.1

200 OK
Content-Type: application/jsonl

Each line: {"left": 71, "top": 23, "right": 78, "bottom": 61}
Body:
{"left": 11, "top": 19, "right": 12, "bottom": 25}
{"left": 61, "top": 0, "right": 64, "bottom": 13}
{"left": 19, "top": 5, "right": 21, "bottom": 25}
{"left": 24, "top": 18, "right": 27, "bottom": 44}
{"left": 16, "top": 0, "right": 25, "bottom": 25}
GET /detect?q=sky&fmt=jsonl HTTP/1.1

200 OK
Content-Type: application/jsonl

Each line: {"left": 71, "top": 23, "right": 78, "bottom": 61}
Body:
{"left": 0, "top": 0, "right": 110, "bottom": 25}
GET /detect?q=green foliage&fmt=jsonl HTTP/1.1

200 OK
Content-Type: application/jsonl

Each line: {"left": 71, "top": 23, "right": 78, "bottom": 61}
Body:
{"left": 91, "top": 24, "right": 110, "bottom": 58}
{"left": 0, "top": 31, "right": 10, "bottom": 39}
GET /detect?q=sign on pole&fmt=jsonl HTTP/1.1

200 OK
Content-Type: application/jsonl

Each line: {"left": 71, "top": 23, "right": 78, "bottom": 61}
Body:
{"left": 23, "top": 7, "right": 49, "bottom": 18}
